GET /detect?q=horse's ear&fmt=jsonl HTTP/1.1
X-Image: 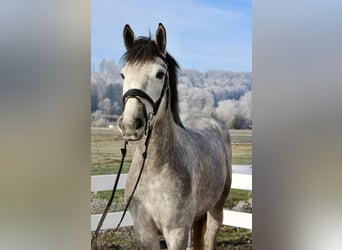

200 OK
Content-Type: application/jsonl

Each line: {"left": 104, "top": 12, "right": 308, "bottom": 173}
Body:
{"left": 123, "top": 24, "right": 135, "bottom": 50}
{"left": 155, "top": 23, "right": 167, "bottom": 55}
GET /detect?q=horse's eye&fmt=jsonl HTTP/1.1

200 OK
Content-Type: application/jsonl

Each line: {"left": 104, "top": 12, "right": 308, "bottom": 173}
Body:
{"left": 120, "top": 73, "right": 125, "bottom": 79}
{"left": 156, "top": 71, "right": 165, "bottom": 80}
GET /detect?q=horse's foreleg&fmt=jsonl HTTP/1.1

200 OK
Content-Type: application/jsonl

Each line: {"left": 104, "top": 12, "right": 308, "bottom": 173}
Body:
{"left": 133, "top": 222, "right": 161, "bottom": 250}
{"left": 163, "top": 227, "right": 190, "bottom": 250}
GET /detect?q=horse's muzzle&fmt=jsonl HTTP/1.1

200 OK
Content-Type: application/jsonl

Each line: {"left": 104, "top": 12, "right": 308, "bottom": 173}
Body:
{"left": 118, "top": 115, "right": 145, "bottom": 141}
{"left": 118, "top": 98, "right": 147, "bottom": 141}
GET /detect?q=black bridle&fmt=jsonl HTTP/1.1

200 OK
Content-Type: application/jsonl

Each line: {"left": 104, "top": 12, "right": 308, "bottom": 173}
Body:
{"left": 122, "top": 72, "right": 169, "bottom": 122}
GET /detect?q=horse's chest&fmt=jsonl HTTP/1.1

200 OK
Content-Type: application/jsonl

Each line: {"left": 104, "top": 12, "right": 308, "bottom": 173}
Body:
{"left": 137, "top": 171, "right": 187, "bottom": 203}
{"left": 126, "top": 167, "right": 191, "bottom": 222}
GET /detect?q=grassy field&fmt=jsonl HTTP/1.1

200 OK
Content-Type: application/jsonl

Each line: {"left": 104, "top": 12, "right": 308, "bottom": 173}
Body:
{"left": 91, "top": 127, "right": 252, "bottom": 175}
{"left": 91, "top": 126, "right": 252, "bottom": 249}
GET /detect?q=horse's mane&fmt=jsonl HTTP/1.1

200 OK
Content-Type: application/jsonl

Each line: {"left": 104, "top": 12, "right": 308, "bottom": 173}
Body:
{"left": 121, "top": 36, "right": 184, "bottom": 128}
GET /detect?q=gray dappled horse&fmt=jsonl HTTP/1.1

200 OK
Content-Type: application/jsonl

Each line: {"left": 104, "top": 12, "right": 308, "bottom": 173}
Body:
{"left": 118, "top": 23, "right": 232, "bottom": 250}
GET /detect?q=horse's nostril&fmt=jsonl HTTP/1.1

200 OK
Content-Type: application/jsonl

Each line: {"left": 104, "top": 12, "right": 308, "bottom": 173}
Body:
{"left": 135, "top": 118, "right": 144, "bottom": 130}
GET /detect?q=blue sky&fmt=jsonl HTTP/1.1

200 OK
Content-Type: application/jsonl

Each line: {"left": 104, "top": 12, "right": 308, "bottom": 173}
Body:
{"left": 91, "top": 0, "right": 251, "bottom": 72}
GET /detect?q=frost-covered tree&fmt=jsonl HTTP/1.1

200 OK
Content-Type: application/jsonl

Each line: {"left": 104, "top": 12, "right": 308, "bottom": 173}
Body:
{"left": 239, "top": 91, "right": 252, "bottom": 126}
{"left": 215, "top": 99, "right": 239, "bottom": 128}
{"left": 91, "top": 60, "right": 252, "bottom": 128}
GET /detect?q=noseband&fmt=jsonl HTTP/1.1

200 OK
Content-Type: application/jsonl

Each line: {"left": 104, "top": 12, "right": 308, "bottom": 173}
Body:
{"left": 122, "top": 73, "right": 169, "bottom": 119}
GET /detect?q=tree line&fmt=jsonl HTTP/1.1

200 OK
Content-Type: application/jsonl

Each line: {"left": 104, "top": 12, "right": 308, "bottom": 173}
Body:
{"left": 91, "top": 59, "right": 252, "bottom": 129}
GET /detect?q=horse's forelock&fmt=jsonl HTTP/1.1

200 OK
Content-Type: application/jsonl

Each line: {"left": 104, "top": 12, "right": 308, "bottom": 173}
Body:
{"left": 121, "top": 37, "right": 160, "bottom": 65}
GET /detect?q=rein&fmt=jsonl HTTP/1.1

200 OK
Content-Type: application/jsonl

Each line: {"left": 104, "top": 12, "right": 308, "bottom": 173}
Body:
{"left": 114, "top": 121, "right": 153, "bottom": 230}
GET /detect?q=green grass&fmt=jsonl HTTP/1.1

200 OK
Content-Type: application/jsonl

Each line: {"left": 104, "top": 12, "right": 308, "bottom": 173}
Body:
{"left": 230, "top": 129, "right": 252, "bottom": 137}
{"left": 93, "top": 189, "right": 125, "bottom": 210}
{"left": 91, "top": 127, "right": 252, "bottom": 173}
{"left": 217, "top": 226, "right": 252, "bottom": 248}
{"left": 92, "top": 162, "right": 132, "bottom": 175}
{"left": 94, "top": 189, "right": 124, "bottom": 202}
{"left": 91, "top": 127, "right": 135, "bottom": 175}
{"left": 232, "top": 143, "right": 252, "bottom": 165}
{"left": 93, "top": 188, "right": 251, "bottom": 211}
{"left": 225, "top": 189, "right": 252, "bottom": 209}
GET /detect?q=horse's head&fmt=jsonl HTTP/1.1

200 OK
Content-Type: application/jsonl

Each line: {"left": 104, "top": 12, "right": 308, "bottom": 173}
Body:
{"left": 118, "top": 23, "right": 179, "bottom": 141}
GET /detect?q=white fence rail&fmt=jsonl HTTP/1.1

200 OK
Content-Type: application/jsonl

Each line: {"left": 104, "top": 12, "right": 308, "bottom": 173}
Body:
{"left": 91, "top": 165, "right": 252, "bottom": 231}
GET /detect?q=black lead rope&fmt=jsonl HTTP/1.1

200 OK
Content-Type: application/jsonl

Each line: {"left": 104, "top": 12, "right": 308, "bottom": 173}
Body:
{"left": 91, "top": 124, "right": 154, "bottom": 249}
{"left": 114, "top": 123, "right": 153, "bottom": 231}
{"left": 91, "top": 140, "right": 128, "bottom": 249}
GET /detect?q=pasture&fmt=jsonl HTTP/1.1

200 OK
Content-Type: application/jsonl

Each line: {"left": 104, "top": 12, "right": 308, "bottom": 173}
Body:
{"left": 91, "top": 126, "right": 252, "bottom": 249}
{"left": 91, "top": 127, "right": 252, "bottom": 175}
